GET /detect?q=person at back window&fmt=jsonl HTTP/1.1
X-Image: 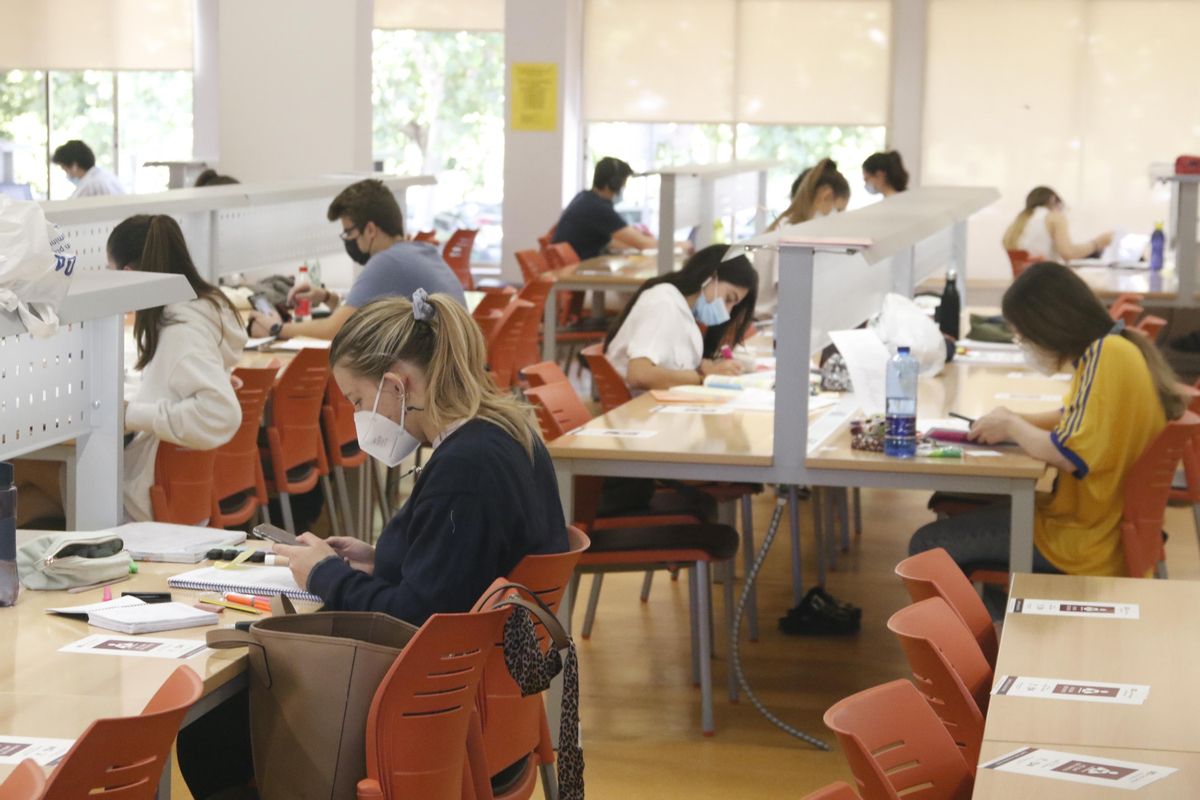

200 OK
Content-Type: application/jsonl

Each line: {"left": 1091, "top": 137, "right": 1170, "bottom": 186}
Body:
{"left": 248, "top": 178, "right": 466, "bottom": 340}
{"left": 51, "top": 140, "right": 126, "bottom": 198}
{"left": 552, "top": 156, "right": 656, "bottom": 260}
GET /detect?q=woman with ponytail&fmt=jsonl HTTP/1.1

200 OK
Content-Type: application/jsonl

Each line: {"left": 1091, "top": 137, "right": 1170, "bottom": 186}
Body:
{"left": 862, "top": 150, "right": 909, "bottom": 196}
{"left": 1002, "top": 186, "right": 1114, "bottom": 262}
{"left": 272, "top": 290, "right": 568, "bottom": 623}
{"left": 108, "top": 215, "right": 246, "bottom": 521}
{"left": 911, "top": 262, "right": 1183, "bottom": 597}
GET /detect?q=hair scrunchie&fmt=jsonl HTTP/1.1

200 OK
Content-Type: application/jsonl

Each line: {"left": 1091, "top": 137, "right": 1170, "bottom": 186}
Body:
{"left": 411, "top": 288, "right": 435, "bottom": 322}
{"left": 1110, "top": 320, "right": 1126, "bottom": 335}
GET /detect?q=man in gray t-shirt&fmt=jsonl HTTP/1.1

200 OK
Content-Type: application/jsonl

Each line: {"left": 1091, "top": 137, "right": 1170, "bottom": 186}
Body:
{"left": 249, "top": 179, "right": 466, "bottom": 341}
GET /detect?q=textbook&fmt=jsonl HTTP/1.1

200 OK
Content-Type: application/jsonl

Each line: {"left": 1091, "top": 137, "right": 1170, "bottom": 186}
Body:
{"left": 167, "top": 565, "right": 321, "bottom": 603}
{"left": 47, "top": 596, "right": 219, "bottom": 634}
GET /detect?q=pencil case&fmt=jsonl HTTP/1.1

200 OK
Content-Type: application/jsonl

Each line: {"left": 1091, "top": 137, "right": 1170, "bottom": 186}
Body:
{"left": 926, "top": 428, "right": 971, "bottom": 444}
{"left": 16, "top": 533, "right": 131, "bottom": 590}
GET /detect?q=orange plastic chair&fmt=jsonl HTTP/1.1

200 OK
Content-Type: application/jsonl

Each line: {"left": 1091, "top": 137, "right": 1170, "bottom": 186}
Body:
{"left": 444, "top": 229, "right": 479, "bottom": 291}
{"left": 487, "top": 300, "right": 536, "bottom": 391}
{"left": 824, "top": 679, "right": 974, "bottom": 800}
{"left": 536, "top": 227, "right": 556, "bottom": 255}
{"left": 149, "top": 442, "right": 217, "bottom": 526}
{"left": 467, "top": 528, "right": 590, "bottom": 800}
{"left": 357, "top": 607, "right": 508, "bottom": 800}
{"left": 414, "top": 230, "right": 438, "bottom": 243}
{"left": 801, "top": 782, "right": 861, "bottom": 800}
{"left": 514, "top": 274, "right": 557, "bottom": 372}
{"left": 1135, "top": 314, "right": 1167, "bottom": 341}
{"left": 580, "top": 343, "right": 632, "bottom": 413}
{"left": 1121, "top": 411, "right": 1200, "bottom": 578}
{"left": 1005, "top": 249, "right": 1036, "bottom": 278}
{"left": 515, "top": 249, "right": 551, "bottom": 286}
{"left": 261, "top": 347, "right": 333, "bottom": 533}
{"left": 0, "top": 759, "right": 46, "bottom": 799}
{"left": 519, "top": 361, "right": 568, "bottom": 388}
{"left": 473, "top": 286, "right": 516, "bottom": 320}
{"left": 1108, "top": 299, "right": 1144, "bottom": 326}
{"left": 887, "top": 598, "right": 992, "bottom": 770}
{"left": 895, "top": 548, "right": 999, "bottom": 668}
{"left": 1169, "top": 381, "right": 1200, "bottom": 548}
{"left": 209, "top": 367, "right": 275, "bottom": 529}
{"left": 34, "top": 666, "right": 203, "bottom": 799}
{"left": 321, "top": 377, "right": 371, "bottom": 539}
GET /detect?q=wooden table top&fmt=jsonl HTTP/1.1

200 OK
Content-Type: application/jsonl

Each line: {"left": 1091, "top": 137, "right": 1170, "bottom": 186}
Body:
{"left": 1072, "top": 265, "right": 1183, "bottom": 300}
{"left": 558, "top": 253, "right": 675, "bottom": 287}
{"left": 982, "top": 574, "right": 1200, "bottom": 755}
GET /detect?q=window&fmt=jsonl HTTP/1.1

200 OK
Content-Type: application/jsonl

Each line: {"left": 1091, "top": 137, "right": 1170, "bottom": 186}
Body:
{"left": 373, "top": 29, "right": 506, "bottom": 264}
{"left": 0, "top": 70, "right": 48, "bottom": 198}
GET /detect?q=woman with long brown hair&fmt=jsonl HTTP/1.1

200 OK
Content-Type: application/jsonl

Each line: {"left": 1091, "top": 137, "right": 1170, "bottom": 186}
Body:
{"left": 1002, "top": 186, "right": 1114, "bottom": 262}
{"left": 109, "top": 214, "right": 245, "bottom": 521}
{"left": 910, "top": 262, "right": 1183, "bottom": 598}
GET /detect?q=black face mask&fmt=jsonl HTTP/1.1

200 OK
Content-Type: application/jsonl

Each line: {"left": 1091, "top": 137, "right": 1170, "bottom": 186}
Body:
{"left": 344, "top": 237, "right": 370, "bottom": 265}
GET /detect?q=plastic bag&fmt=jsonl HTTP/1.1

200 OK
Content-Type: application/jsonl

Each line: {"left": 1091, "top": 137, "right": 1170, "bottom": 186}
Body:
{"left": 0, "top": 197, "right": 76, "bottom": 338}
{"left": 869, "top": 292, "right": 947, "bottom": 376}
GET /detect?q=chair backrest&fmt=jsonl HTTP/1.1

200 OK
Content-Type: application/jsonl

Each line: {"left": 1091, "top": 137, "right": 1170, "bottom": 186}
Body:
{"left": 0, "top": 759, "right": 46, "bottom": 799}
{"left": 321, "top": 377, "right": 367, "bottom": 470}
{"left": 476, "top": 527, "right": 590, "bottom": 779}
{"left": 887, "top": 598, "right": 992, "bottom": 769}
{"left": 473, "top": 287, "right": 517, "bottom": 320}
{"left": 487, "top": 299, "right": 536, "bottom": 391}
{"left": 150, "top": 442, "right": 218, "bottom": 525}
{"left": 800, "top": 782, "right": 861, "bottom": 800}
{"left": 1005, "top": 249, "right": 1035, "bottom": 278}
{"left": 515, "top": 274, "right": 557, "bottom": 369}
{"left": 266, "top": 348, "right": 331, "bottom": 477}
{"left": 414, "top": 230, "right": 438, "bottom": 243}
{"left": 823, "top": 679, "right": 973, "bottom": 800}
{"left": 40, "top": 666, "right": 203, "bottom": 800}
{"left": 443, "top": 229, "right": 479, "bottom": 291}
{"left": 361, "top": 608, "right": 508, "bottom": 800}
{"left": 520, "top": 361, "right": 569, "bottom": 388}
{"left": 537, "top": 227, "right": 556, "bottom": 254}
{"left": 522, "top": 382, "right": 592, "bottom": 441}
{"left": 1108, "top": 299, "right": 1143, "bottom": 326}
{"left": 1135, "top": 314, "right": 1167, "bottom": 341}
{"left": 543, "top": 241, "right": 580, "bottom": 270}
{"left": 515, "top": 248, "right": 551, "bottom": 285}
{"left": 1122, "top": 411, "right": 1200, "bottom": 577}
{"left": 581, "top": 343, "right": 632, "bottom": 413}
{"left": 210, "top": 367, "right": 275, "bottom": 521}
{"left": 894, "top": 548, "right": 999, "bottom": 667}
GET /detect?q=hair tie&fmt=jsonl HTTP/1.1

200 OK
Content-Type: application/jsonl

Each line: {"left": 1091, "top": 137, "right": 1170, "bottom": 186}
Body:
{"left": 411, "top": 288, "right": 435, "bottom": 322}
{"left": 1110, "top": 320, "right": 1126, "bottom": 335}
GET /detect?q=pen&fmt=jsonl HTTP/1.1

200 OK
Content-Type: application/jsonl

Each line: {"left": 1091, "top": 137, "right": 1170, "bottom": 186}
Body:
{"left": 949, "top": 412, "right": 976, "bottom": 425}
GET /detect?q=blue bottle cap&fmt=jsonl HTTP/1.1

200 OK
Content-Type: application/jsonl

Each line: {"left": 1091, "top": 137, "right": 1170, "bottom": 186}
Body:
{"left": 898, "top": 346, "right": 911, "bottom": 355}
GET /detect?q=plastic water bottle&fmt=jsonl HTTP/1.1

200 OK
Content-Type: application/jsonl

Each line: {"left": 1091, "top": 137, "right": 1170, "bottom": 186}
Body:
{"left": 936, "top": 269, "right": 961, "bottom": 340}
{"left": 293, "top": 265, "right": 312, "bottom": 322}
{"left": 885, "top": 347, "right": 919, "bottom": 458}
{"left": 1150, "top": 223, "right": 1165, "bottom": 271}
{"left": 0, "top": 462, "right": 20, "bottom": 607}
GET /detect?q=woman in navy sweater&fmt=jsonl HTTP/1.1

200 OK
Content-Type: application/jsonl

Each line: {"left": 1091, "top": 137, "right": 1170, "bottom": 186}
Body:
{"left": 273, "top": 289, "right": 568, "bottom": 623}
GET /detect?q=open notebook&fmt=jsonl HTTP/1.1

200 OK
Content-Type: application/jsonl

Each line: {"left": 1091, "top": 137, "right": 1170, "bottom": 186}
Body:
{"left": 168, "top": 565, "right": 321, "bottom": 603}
{"left": 47, "top": 596, "right": 219, "bottom": 634}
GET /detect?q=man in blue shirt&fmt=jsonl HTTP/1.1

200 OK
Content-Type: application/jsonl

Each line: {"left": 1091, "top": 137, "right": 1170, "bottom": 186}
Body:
{"left": 552, "top": 157, "right": 656, "bottom": 260}
{"left": 249, "top": 179, "right": 465, "bottom": 340}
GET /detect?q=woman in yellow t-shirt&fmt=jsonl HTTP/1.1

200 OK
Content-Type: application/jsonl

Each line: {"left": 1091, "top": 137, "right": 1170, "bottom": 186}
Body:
{"left": 910, "top": 262, "right": 1185, "bottom": 587}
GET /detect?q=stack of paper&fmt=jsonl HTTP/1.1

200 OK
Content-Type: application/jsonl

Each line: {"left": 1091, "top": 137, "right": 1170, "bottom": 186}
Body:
{"left": 111, "top": 522, "right": 246, "bottom": 563}
{"left": 270, "top": 337, "right": 331, "bottom": 351}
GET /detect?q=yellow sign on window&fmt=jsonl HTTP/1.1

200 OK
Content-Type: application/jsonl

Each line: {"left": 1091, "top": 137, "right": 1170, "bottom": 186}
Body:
{"left": 511, "top": 62, "right": 558, "bottom": 132}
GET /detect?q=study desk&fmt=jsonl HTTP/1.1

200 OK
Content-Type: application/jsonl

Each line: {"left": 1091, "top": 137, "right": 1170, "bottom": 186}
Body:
{"left": 972, "top": 741, "right": 1199, "bottom": 799}
{"left": 1072, "top": 265, "right": 1183, "bottom": 301}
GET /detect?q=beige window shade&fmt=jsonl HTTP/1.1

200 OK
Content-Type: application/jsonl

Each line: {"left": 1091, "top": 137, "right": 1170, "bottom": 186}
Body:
{"left": 737, "top": 0, "right": 891, "bottom": 125}
{"left": 584, "top": 0, "right": 737, "bottom": 123}
{"left": 375, "top": 0, "right": 505, "bottom": 31}
{"left": 0, "top": 0, "right": 193, "bottom": 70}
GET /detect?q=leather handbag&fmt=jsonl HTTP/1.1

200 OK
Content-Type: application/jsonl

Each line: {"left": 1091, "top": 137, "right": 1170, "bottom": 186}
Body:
{"left": 207, "top": 597, "right": 417, "bottom": 800}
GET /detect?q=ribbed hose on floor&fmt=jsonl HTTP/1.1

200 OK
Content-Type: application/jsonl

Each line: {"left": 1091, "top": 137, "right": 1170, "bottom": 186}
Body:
{"left": 729, "top": 490, "right": 831, "bottom": 749}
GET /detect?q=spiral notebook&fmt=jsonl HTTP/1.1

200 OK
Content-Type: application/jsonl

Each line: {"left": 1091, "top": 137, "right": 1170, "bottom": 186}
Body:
{"left": 167, "top": 565, "right": 321, "bottom": 603}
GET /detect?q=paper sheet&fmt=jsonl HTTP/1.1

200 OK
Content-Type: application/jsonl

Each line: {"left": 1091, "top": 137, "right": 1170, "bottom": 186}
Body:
{"left": 1008, "top": 597, "right": 1140, "bottom": 619}
{"left": 111, "top": 522, "right": 246, "bottom": 563}
{"left": 981, "top": 746, "right": 1176, "bottom": 790}
{"left": 829, "top": 329, "right": 889, "bottom": 415}
{"left": 59, "top": 635, "right": 209, "bottom": 660}
{"left": 269, "top": 337, "right": 331, "bottom": 351}
{"left": 992, "top": 675, "right": 1150, "bottom": 706}
{"left": 244, "top": 336, "right": 275, "bottom": 349}
{"left": 0, "top": 736, "right": 75, "bottom": 766}
{"left": 652, "top": 405, "right": 733, "bottom": 416}
{"left": 568, "top": 429, "right": 657, "bottom": 439}
{"left": 996, "top": 392, "right": 1062, "bottom": 402}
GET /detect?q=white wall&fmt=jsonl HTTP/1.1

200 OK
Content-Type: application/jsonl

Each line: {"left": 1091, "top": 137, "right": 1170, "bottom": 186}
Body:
{"left": 212, "top": 0, "right": 373, "bottom": 181}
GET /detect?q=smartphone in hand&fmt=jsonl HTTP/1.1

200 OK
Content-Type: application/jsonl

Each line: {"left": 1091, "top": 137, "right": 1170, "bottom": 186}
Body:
{"left": 252, "top": 523, "right": 299, "bottom": 546}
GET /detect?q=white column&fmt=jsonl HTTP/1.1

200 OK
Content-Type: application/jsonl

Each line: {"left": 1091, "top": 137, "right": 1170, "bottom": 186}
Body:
{"left": 213, "top": 0, "right": 374, "bottom": 181}
{"left": 501, "top": 0, "right": 585, "bottom": 285}
{"left": 192, "top": 0, "right": 219, "bottom": 164}
{"left": 887, "top": 0, "right": 927, "bottom": 185}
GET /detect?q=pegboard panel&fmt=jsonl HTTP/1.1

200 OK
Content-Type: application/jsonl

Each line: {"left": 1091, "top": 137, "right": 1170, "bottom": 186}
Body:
{"left": 213, "top": 198, "right": 344, "bottom": 278}
{"left": 0, "top": 322, "right": 90, "bottom": 454}
{"left": 56, "top": 214, "right": 189, "bottom": 273}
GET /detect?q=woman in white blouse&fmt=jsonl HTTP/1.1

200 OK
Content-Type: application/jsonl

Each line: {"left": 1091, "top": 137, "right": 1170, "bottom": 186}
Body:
{"left": 1002, "top": 186, "right": 1113, "bottom": 263}
{"left": 605, "top": 244, "right": 758, "bottom": 390}
{"left": 108, "top": 215, "right": 247, "bottom": 521}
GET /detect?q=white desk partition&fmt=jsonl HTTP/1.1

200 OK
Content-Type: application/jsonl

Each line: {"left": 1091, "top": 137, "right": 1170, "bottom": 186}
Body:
{"left": 651, "top": 160, "right": 778, "bottom": 274}
{"left": 0, "top": 271, "right": 194, "bottom": 528}
{"left": 39, "top": 174, "right": 436, "bottom": 282}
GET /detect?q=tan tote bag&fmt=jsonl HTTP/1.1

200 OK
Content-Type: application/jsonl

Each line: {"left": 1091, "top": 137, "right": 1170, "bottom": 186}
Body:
{"left": 207, "top": 598, "right": 417, "bottom": 800}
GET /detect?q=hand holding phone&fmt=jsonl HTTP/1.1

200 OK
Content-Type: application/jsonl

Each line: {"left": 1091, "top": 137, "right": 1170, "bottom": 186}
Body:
{"left": 252, "top": 523, "right": 299, "bottom": 546}
{"left": 248, "top": 293, "right": 275, "bottom": 318}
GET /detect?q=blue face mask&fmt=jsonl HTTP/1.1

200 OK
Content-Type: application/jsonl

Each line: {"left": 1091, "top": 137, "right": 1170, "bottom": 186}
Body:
{"left": 66, "top": 175, "right": 81, "bottom": 186}
{"left": 692, "top": 279, "right": 731, "bottom": 327}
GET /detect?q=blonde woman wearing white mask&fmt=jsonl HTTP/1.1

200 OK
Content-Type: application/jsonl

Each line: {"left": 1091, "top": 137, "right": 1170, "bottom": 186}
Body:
{"left": 272, "top": 289, "right": 568, "bottom": 624}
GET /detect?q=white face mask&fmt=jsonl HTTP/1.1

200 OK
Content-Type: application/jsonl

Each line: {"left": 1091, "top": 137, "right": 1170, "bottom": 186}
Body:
{"left": 353, "top": 376, "right": 421, "bottom": 468}
{"left": 1019, "top": 340, "right": 1061, "bottom": 376}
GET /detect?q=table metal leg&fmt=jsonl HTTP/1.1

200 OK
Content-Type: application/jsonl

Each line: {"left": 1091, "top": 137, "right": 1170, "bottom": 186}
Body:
{"left": 790, "top": 486, "right": 804, "bottom": 605}
{"left": 1009, "top": 482, "right": 1036, "bottom": 573}
{"left": 542, "top": 284, "right": 559, "bottom": 361}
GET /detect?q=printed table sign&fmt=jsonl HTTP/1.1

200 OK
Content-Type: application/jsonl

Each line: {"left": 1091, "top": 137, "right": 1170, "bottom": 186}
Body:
{"left": 652, "top": 405, "right": 734, "bottom": 416}
{"left": 981, "top": 746, "right": 1176, "bottom": 791}
{"left": 1008, "top": 597, "right": 1140, "bottom": 619}
{"left": 0, "top": 736, "right": 74, "bottom": 766}
{"left": 992, "top": 675, "right": 1150, "bottom": 705}
{"left": 59, "top": 634, "right": 208, "bottom": 660}
{"left": 566, "top": 428, "right": 658, "bottom": 439}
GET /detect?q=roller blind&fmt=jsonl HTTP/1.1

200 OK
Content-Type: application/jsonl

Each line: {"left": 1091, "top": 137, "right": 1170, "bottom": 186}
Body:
{"left": 584, "top": 0, "right": 891, "bottom": 124}
{"left": 375, "top": 0, "right": 505, "bottom": 31}
{"left": 0, "top": 0, "right": 194, "bottom": 70}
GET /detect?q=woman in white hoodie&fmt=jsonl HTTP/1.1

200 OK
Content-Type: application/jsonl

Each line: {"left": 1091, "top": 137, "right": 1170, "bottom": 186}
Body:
{"left": 107, "top": 215, "right": 246, "bottom": 521}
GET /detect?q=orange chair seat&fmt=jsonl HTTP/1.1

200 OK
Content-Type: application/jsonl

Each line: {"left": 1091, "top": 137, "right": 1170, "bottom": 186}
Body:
{"left": 581, "top": 523, "right": 738, "bottom": 565}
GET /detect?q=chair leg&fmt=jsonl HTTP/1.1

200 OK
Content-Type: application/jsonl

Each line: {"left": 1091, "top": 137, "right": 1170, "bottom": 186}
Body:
{"left": 852, "top": 486, "right": 863, "bottom": 536}
{"left": 259, "top": 505, "right": 271, "bottom": 525}
{"left": 334, "top": 466, "right": 355, "bottom": 540}
{"left": 723, "top": 559, "right": 737, "bottom": 702}
{"left": 839, "top": 488, "right": 851, "bottom": 552}
{"left": 321, "top": 475, "right": 340, "bottom": 536}
{"left": 688, "top": 567, "right": 700, "bottom": 686}
{"left": 563, "top": 573, "right": 580, "bottom": 635}
{"left": 279, "top": 491, "right": 295, "bottom": 534}
{"left": 823, "top": 488, "right": 838, "bottom": 573}
{"left": 740, "top": 493, "right": 759, "bottom": 642}
{"left": 695, "top": 560, "right": 715, "bottom": 735}
{"left": 581, "top": 575, "right": 603, "bottom": 639}
{"left": 639, "top": 570, "right": 654, "bottom": 602}
{"left": 539, "top": 761, "right": 560, "bottom": 800}
{"left": 790, "top": 485, "right": 805, "bottom": 605}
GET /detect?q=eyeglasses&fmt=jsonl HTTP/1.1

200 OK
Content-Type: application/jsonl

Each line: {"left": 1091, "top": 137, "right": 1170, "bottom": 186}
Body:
{"left": 338, "top": 226, "right": 360, "bottom": 242}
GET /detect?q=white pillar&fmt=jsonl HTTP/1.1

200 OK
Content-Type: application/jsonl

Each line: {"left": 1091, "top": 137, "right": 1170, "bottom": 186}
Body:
{"left": 213, "top": 0, "right": 374, "bottom": 181}
{"left": 887, "top": 0, "right": 927, "bottom": 185}
{"left": 501, "top": 0, "right": 585, "bottom": 284}
{"left": 192, "top": 0, "right": 219, "bottom": 164}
